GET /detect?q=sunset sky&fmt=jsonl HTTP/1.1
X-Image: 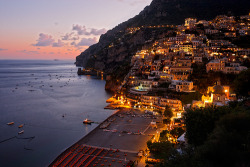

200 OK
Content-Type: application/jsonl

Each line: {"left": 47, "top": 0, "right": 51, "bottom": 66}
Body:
{"left": 0, "top": 0, "right": 152, "bottom": 60}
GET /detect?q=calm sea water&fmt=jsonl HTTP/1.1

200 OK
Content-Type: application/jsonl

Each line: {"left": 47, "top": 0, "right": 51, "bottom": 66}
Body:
{"left": 0, "top": 60, "right": 113, "bottom": 167}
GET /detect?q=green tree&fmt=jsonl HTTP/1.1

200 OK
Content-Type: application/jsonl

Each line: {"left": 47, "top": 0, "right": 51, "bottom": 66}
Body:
{"left": 170, "top": 127, "right": 185, "bottom": 138}
{"left": 163, "top": 118, "right": 171, "bottom": 124}
{"left": 195, "top": 112, "right": 250, "bottom": 167}
{"left": 233, "top": 68, "right": 250, "bottom": 98}
{"left": 184, "top": 106, "right": 231, "bottom": 146}
{"left": 156, "top": 103, "right": 250, "bottom": 167}
{"left": 164, "top": 105, "right": 173, "bottom": 118}
{"left": 147, "top": 141, "right": 175, "bottom": 159}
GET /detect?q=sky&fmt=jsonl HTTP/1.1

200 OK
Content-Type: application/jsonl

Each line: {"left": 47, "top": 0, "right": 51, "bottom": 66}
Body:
{"left": 0, "top": 0, "right": 152, "bottom": 60}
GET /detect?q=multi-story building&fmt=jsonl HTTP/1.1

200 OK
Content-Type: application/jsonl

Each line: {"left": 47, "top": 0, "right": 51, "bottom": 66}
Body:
{"left": 170, "top": 66, "right": 193, "bottom": 80}
{"left": 141, "top": 95, "right": 160, "bottom": 106}
{"left": 193, "top": 56, "right": 203, "bottom": 63}
{"left": 169, "top": 80, "right": 194, "bottom": 92}
{"left": 223, "top": 63, "right": 248, "bottom": 74}
{"left": 206, "top": 59, "right": 225, "bottom": 72}
{"left": 206, "top": 59, "right": 247, "bottom": 74}
{"left": 160, "top": 98, "right": 182, "bottom": 111}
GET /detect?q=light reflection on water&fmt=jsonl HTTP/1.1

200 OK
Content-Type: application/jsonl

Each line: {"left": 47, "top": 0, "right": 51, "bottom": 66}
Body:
{"left": 0, "top": 60, "right": 113, "bottom": 167}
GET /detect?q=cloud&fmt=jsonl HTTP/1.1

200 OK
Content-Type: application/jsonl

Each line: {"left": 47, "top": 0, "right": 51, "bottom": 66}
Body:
{"left": 62, "top": 32, "right": 74, "bottom": 40}
{"left": 61, "top": 32, "right": 79, "bottom": 41}
{"left": 71, "top": 41, "right": 76, "bottom": 46}
{"left": 33, "top": 33, "right": 55, "bottom": 46}
{"left": 74, "top": 37, "right": 98, "bottom": 46}
{"left": 90, "top": 28, "right": 107, "bottom": 36}
{"left": 18, "top": 50, "right": 40, "bottom": 54}
{"left": 0, "top": 48, "right": 7, "bottom": 51}
{"left": 52, "top": 40, "right": 65, "bottom": 47}
{"left": 72, "top": 25, "right": 89, "bottom": 35}
{"left": 72, "top": 24, "right": 107, "bottom": 36}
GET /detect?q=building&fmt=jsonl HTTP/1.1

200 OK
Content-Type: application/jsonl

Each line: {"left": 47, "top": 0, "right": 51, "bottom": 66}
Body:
{"left": 160, "top": 98, "right": 182, "bottom": 112}
{"left": 169, "top": 80, "right": 194, "bottom": 92}
{"left": 141, "top": 95, "right": 159, "bottom": 106}
{"left": 170, "top": 66, "right": 193, "bottom": 80}
{"left": 202, "top": 81, "right": 230, "bottom": 106}
{"left": 185, "top": 18, "right": 197, "bottom": 29}
{"left": 205, "top": 29, "right": 219, "bottom": 34}
{"left": 223, "top": 63, "right": 247, "bottom": 74}
{"left": 193, "top": 56, "right": 203, "bottom": 63}
{"left": 206, "top": 59, "right": 225, "bottom": 72}
{"left": 206, "top": 59, "right": 247, "bottom": 74}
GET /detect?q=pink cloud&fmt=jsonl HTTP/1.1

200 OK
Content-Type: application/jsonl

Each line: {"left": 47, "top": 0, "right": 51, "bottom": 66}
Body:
{"left": 74, "top": 37, "right": 98, "bottom": 46}
{"left": 0, "top": 48, "right": 8, "bottom": 51}
{"left": 72, "top": 24, "right": 107, "bottom": 36}
{"left": 32, "top": 33, "right": 55, "bottom": 46}
{"left": 52, "top": 40, "right": 65, "bottom": 47}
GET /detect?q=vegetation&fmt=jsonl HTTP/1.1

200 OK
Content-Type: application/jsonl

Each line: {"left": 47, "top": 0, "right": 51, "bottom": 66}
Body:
{"left": 163, "top": 118, "right": 171, "bottom": 124}
{"left": 232, "top": 35, "right": 250, "bottom": 48}
{"left": 189, "top": 64, "right": 237, "bottom": 94}
{"left": 184, "top": 105, "right": 232, "bottom": 146}
{"left": 163, "top": 105, "right": 173, "bottom": 118}
{"left": 151, "top": 102, "right": 250, "bottom": 167}
{"left": 180, "top": 91, "right": 202, "bottom": 105}
{"left": 159, "top": 130, "right": 169, "bottom": 141}
{"left": 147, "top": 140, "right": 175, "bottom": 160}
{"left": 170, "top": 127, "right": 185, "bottom": 139}
{"left": 233, "top": 68, "right": 250, "bottom": 98}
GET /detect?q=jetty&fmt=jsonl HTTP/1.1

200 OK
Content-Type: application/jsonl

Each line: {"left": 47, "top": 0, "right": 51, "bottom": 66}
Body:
{"left": 49, "top": 108, "right": 163, "bottom": 167}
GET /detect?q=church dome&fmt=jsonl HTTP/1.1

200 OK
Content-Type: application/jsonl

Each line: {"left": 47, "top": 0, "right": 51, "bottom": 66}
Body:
{"left": 213, "top": 85, "right": 225, "bottom": 94}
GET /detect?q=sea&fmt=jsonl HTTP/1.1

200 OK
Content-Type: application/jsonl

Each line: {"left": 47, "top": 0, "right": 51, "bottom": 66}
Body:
{"left": 0, "top": 60, "right": 114, "bottom": 167}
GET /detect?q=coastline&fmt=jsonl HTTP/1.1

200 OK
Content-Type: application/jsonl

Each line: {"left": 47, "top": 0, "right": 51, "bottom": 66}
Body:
{"left": 49, "top": 108, "right": 162, "bottom": 166}
{"left": 48, "top": 109, "right": 119, "bottom": 166}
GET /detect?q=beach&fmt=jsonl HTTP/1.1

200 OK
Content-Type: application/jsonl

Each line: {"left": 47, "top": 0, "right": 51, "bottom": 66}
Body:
{"left": 50, "top": 109, "right": 163, "bottom": 167}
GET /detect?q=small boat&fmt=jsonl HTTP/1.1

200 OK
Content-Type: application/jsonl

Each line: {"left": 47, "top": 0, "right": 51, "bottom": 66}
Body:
{"left": 7, "top": 122, "right": 14, "bottom": 125}
{"left": 83, "top": 118, "right": 93, "bottom": 124}
{"left": 18, "top": 130, "right": 24, "bottom": 134}
{"left": 18, "top": 124, "right": 24, "bottom": 128}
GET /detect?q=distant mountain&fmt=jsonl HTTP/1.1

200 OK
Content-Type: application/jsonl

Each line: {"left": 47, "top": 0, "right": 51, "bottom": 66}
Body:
{"left": 76, "top": 0, "right": 249, "bottom": 71}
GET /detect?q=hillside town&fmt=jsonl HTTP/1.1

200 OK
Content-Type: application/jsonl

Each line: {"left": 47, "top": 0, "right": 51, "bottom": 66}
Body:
{"left": 104, "top": 13, "right": 250, "bottom": 164}
{"left": 75, "top": 13, "right": 250, "bottom": 166}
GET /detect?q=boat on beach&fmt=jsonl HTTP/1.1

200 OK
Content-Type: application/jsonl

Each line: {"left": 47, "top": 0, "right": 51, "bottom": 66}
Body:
{"left": 18, "top": 130, "right": 24, "bottom": 134}
{"left": 7, "top": 122, "right": 14, "bottom": 125}
{"left": 83, "top": 118, "right": 94, "bottom": 124}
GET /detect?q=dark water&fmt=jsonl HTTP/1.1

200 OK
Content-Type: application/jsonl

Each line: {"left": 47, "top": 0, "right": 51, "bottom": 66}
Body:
{"left": 0, "top": 60, "right": 113, "bottom": 167}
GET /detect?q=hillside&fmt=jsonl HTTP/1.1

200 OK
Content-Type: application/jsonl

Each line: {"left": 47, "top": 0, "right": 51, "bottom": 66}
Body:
{"left": 76, "top": 0, "right": 249, "bottom": 69}
{"left": 75, "top": 0, "right": 249, "bottom": 93}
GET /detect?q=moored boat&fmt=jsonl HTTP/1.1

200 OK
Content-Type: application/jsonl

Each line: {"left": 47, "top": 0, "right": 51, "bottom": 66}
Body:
{"left": 83, "top": 118, "right": 93, "bottom": 124}
{"left": 18, "top": 124, "right": 24, "bottom": 128}
{"left": 7, "top": 122, "right": 14, "bottom": 125}
{"left": 18, "top": 130, "right": 24, "bottom": 134}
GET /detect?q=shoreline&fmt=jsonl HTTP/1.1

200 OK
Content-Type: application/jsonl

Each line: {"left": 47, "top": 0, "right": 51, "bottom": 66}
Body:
{"left": 48, "top": 109, "right": 120, "bottom": 166}
{"left": 49, "top": 108, "right": 162, "bottom": 166}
